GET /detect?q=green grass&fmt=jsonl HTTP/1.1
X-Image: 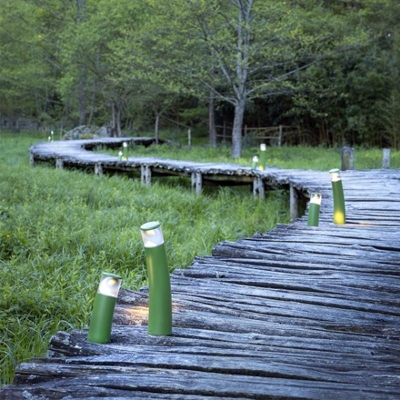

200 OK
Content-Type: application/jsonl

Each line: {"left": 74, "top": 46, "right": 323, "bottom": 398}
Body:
{"left": 100, "top": 135, "right": 400, "bottom": 171}
{"left": 1, "top": 130, "right": 399, "bottom": 388}
{"left": 0, "top": 131, "right": 290, "bottom": 387}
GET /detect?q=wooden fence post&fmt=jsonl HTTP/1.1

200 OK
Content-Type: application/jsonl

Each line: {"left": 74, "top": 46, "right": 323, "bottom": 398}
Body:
{"left": 341, "top": 147, "right": 354, "bottom": 170}
{"left": 382, "top": 148, "right": 391, "bottom": 169}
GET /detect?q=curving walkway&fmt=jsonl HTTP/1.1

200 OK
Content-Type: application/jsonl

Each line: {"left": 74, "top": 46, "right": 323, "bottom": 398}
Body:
{"left": 1, "top": 139, "right": 400, "bottom": 399}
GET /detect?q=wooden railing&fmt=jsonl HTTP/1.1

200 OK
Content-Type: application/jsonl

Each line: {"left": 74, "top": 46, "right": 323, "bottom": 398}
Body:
{"left": 243, "top": 124, "right": 299, "bottom": 147}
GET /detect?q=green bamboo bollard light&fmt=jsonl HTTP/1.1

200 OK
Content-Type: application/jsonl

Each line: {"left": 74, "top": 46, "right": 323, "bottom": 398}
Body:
{"left": 140, "top": 221, "right": 172, "bottom": 336}
{"left": 87, "top": 272, "right": 122, "bottom": 344}
{"left": 251, "top": 155, "right": 259, "bottom": 169}
{"left": 307, "top": 192, "right": 322, "bottom": 226}
{"left": 118, "top": 150, "right": 123, "bottom": 162}
{"left": 329, "top": 168, "right": 346, "bottom": 225}
{"left": 258, "top": 143, "right": 267, "bottom": 170}
{"left": 122, "top": 141, "right": 128, "bottom": 161}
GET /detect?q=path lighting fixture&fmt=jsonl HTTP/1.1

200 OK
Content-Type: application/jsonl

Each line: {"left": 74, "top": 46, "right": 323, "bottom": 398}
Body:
{"left": 51, "top": 131, "right": 54, "bottom": 142}
{"left": 307, "top": 192, "right": 322, "bottom": 227}
{"left": 122, "top": 142, "right": 128, "bottom": 161}
{"left": 251, "top": 155, "right": 259, "bottom": 170}
{"left": 118, "top": 151, "right": 123, "bottom": 162}
{"left": 329, "top": 168, "right": 346, "bottom": 225}
{"left": 258, "top": 143, "right": 267, "bottom": 171}
{"left": 87, "top": 272, "right": 122, "bottom": 344}
{"left": 140, "top": 221, "right": 172, "bottom": 336}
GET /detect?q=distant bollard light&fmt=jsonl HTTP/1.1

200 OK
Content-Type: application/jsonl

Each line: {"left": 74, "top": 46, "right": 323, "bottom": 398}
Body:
{"left": 307, "top": 192, "right": 322, "bottom": 226}
{"left": 51, "top": 131, "right": 54, "bottom": 142}
{"left": 122, "top": 142, "right": 128, "bottom": 161}
{"left": 118, "top": 151, "right": 123, "bottom": 162}
{"left": 140, "top": 221, "right": 172, "bottom": 336}
{"left": 87, "top": 272, "right": 122, "bottom": 344}
{"left": 258, "top": 143, "right": 267, "bottom": 171}
{"left": 329, "top": 168, "right": 346, "bottom": 225}
{"left": 251, "top": 155, "right": 259, "bottom": 170}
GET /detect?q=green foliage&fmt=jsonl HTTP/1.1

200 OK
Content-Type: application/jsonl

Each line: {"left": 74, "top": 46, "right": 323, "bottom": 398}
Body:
{"left": 0, "top": 132, "right": 290, "bottom": 386}
{"left": 1, "top": 0, "right": 400, "bottom": 149}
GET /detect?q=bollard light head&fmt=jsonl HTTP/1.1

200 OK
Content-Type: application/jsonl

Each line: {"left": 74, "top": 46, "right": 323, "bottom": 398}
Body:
{"left": 260, "top": 143, "right": 267, "bottom": 151}
{"left": 310, "top": 192, "right": 322, "bottom": 206}
{"left": 329, "top": 168, "right": 341, "bottom": 182}
{"left": 123, "top": 142, "right": 128, "bottom": 148}
{"left": 252, "top": 155, "right": 259, "bottom": 163}
{"left": 140, "top": 221, "right": 164, "bottom": 248}
{"left": 97, "top": 272, "right": 122, "bottom": 298}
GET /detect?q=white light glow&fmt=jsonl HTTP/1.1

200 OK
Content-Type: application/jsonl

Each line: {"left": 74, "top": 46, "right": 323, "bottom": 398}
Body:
{"left": 310, "top": 193, "right": 322, "bottom": 205}
{"left": 98, "top": 273, "right": 122, "bottom": 298}
{"left": 260, "top": 143, "right": 267, "bottom": 151}
{"left": 141, "top": 221, "right": 164, "bottom": 248}
{"left": 329, "top": 168, "right": 341, "bottom": 182}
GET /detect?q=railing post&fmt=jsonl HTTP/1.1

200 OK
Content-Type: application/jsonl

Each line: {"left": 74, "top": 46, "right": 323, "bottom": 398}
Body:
{"left": 382, "top": 148, "right": 391, "bottom": 169}
{"left": 340, "top": 147, "right": 354, "bottom": 171}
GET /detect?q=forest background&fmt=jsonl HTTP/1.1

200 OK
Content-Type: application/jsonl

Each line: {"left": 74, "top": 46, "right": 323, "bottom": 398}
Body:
{"left": 1, "top": 0, "right": 400, "bottom": 157}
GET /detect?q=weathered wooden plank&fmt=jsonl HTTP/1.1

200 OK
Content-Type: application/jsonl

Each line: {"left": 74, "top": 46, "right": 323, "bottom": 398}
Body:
{"left": 3, "top": 138, "right": 400, "bottom": 399}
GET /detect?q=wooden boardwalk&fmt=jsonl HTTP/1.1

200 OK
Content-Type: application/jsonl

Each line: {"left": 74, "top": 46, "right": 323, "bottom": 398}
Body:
{"left": 1, "top": 139, "right": 400, "bottom": 399}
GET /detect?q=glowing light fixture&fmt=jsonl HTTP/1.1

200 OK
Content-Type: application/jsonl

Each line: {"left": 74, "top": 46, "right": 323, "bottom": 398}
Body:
{"left": 118, "top": 150, "right": 123, "bottom": 162}
{"left": 329, "top": 168, "right": 346, "bottom": 225}
{"left": 140, "top": 221, "right": 172, "bottom": 336}
{"left": 87, "top": 272, "right": 122, "bottom": 344}
{"left": 251, "top": 155, "right": 259, "bottom": 169}
{"left": 258, "top": 143, "right": 267, "bottom": 170}
{"left": 122, "top": 142, "right": 128, "bottom": 161}
{"left": 307, "top": 192, "right": 322, "bottom": 226}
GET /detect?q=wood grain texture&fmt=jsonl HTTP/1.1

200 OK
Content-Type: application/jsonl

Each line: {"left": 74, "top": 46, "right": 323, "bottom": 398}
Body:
{"left": 2, "top": 139, "right": 400, "bottom": 399}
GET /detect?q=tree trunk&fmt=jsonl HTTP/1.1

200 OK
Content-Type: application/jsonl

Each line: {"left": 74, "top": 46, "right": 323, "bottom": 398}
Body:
{"left": 209, "top": 92, "right": 217, "bottom": 148}
{"left": 76, "top": 0, "right": 86, "bottom": 126}
{"left": 231, "top": 99, "right": 245, "bottom": 158}
{"left": 111, "top": 102, "right": 122, "bottom": 137}
{"left": 155, "top": 114, "right": 160, "bottom": 144}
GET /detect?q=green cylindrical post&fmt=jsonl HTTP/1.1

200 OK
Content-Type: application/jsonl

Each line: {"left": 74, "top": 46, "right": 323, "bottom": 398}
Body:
{"left": 258, "top": 143, "right": 267, "bottom": 170}
{"left": 122, "top": 142, "right": 128, "bottom": 161}
{"left": 251, "top": 155, "right": 259, "bottom": 170}
{"left": 118, "top": 151, "right": 123, "bottom": 162}
{"left": 87, "top": 272, "right": 122, "bottom": 344}
{"left": 329, "top": 168, "right": 346, "bottom": 225}
{"left": 140, "top": 221, "right": 172, "bottom": 336}
{"left": 307, "top": 192, "right": 322, "bottom": 226}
